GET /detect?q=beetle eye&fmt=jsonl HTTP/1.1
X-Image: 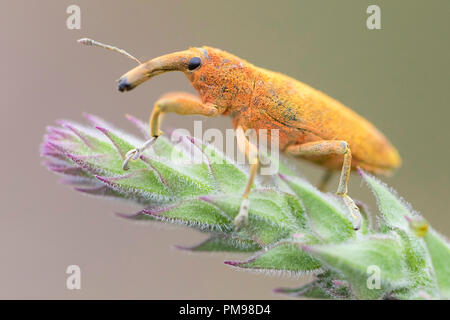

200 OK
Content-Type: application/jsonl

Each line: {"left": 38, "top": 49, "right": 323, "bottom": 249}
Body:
{"left": 188, "top": 57, "right": 201, "bottom": 70}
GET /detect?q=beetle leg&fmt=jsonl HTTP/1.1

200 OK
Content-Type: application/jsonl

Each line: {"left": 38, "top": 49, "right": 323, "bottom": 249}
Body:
{"left": 286, "top": 140, "right": 362, "bottom": 230}
{"left": 234, "top": 126, "right": 259, "bottom": 231}
{"left": 317, "top": 169, "right": 334, "bottom": 192}
{"left": 122, "top": 92, "right": 223, "bottom": 170}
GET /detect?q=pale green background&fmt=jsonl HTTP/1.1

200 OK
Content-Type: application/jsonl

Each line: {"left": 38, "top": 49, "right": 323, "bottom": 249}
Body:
{"left": 1, "top": 0, "right": 449, "bottom": 299}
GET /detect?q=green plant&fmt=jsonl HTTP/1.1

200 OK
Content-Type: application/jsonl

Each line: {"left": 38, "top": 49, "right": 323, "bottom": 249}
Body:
{"left": 41, "top": 114, "right": 450, "bottom": 299}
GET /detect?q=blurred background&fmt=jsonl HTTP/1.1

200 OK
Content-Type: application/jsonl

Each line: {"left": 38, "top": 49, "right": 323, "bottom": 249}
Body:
{"left": 1, "top": 0, "right": 449, "bottom": 299}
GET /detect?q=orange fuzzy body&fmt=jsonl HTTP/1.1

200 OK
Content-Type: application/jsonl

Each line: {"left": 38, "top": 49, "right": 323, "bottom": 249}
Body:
{"left": 185, "top": 47, "right": 401, "bottom": 175}
{"left": 120, "top": 46, "right": 401, "bottom": 175}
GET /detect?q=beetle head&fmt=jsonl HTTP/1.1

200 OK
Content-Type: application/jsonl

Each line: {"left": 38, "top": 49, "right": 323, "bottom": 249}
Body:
{"left": 118, "top": 47, "right": 255, "bottom": 107}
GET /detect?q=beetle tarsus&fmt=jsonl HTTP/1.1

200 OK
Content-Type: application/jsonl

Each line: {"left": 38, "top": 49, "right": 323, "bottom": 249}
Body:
{"left": 122, "top": 136, "right": 158, "bottom": 170}
{"left": 340, "top": 194, "right": 362, "bottom": 230}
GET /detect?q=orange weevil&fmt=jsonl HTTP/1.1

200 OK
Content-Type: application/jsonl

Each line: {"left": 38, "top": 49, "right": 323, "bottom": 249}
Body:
{"left": 78, "top": 38, "right": 401, "bottom": 231}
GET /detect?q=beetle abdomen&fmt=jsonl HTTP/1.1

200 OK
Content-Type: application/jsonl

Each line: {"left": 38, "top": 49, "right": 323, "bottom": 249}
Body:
{"left": 239, "top": 67, "right": 401, "bottom": 174}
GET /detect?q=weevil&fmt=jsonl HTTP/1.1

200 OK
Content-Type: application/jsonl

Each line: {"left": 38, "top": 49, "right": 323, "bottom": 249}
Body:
{"left": 78, "top": 38, "right": 401, "bottom": 231}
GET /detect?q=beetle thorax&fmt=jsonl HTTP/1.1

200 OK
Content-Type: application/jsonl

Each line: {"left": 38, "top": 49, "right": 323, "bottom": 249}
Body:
{"left": 185, "top": 47, "right": 256, "bottom": 112}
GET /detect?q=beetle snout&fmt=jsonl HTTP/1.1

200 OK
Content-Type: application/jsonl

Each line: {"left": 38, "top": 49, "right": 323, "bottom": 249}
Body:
{"left": 117, "top": 77, "right": 132, "bottom": 92}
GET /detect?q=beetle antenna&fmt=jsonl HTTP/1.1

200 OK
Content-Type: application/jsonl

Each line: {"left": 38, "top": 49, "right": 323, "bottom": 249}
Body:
{"left": 77, "top": 38, "right": 142, "bottom": 65}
